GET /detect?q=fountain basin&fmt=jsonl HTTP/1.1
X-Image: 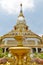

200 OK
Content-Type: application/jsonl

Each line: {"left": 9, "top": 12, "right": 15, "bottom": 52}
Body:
{"left": 9, "top": 47, "right": 30, "bottom": 56}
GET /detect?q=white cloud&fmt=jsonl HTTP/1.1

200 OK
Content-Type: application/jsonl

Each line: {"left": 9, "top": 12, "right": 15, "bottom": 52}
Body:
{"left": 0, "top": 0, "right": 34, "bottom": 14}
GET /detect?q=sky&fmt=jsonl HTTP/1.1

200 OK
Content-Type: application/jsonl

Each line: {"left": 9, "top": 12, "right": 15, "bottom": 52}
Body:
{"left": 0, "top": 0, "right": 43, "bottom": 36}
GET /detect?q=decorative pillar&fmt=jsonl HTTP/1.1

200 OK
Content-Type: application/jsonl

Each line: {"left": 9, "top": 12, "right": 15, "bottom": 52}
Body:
{"left": 4, "top": 40, "right": 7, "bottom": 53}
{"left": 4, "top": 48, "right": 6, "bottom": 53}
{"left": 35, "top": 40, "right": 38, "bottom": 53}
{"left": 41, "top": 48, "right": 43, "bottom": 52}
{"left": 31, "top": 49, "right": 33, "bottom": 53}
{"left": 36, "top": 48, "right": 38, "bottom": 53}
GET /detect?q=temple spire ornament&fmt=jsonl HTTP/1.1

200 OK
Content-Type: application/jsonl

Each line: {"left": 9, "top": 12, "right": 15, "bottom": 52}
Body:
{"left": 20, "top": 3, "right": 22, "bottom": 13}
{"left": 16, "top": 3, "right": 26, "bottom": 25}
{"left": 18, "top": 3, "right": 24, "bottom": 17}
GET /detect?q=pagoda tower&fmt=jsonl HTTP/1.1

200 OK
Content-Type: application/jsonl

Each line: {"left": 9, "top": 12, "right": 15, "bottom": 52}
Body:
{"left": 0, "top": 4, "right": 42, "bottom": 53}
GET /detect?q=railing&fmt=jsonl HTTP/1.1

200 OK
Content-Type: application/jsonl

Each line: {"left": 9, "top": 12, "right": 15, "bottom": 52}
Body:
{"left": 0, "top": 45, "right": 43, "bottom": 48}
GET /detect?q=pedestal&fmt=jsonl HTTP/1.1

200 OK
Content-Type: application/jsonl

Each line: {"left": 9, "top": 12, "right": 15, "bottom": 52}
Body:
{"left": 9, "top": 47, "right": 31, "bottom": 65}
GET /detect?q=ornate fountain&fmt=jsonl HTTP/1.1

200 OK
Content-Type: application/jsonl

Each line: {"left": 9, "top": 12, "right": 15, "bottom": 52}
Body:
{"left": 9, "top": 36, "right": 31, "bottom": 65}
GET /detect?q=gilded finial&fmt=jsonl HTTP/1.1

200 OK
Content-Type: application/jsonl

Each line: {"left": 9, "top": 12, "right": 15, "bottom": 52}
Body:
{"left": 20, "top": 3, "right": 22, "bottom": 7}
{"left": 20, "top": 3, "right": 22, "bottom": 13}
{"left": 18, "top": 3, "right": 24, "bottom": 17}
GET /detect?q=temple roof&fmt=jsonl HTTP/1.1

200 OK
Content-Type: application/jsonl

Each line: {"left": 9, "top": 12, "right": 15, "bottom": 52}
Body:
{"left": 0, "top": 29, "right": 42, "bottom": 43}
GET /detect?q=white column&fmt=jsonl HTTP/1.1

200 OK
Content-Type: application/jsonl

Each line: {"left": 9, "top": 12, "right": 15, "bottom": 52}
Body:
{"left": 4, "top": 47, "right": 7, "bottom": 52}
{"left": 36, "top": 48, "right": 38, "bottom": 53}
{"left": 4, "top": 40, "right": 7, "bottom": 53}
{"left": 41, "top": 48, "right": 43, "bottom": 52}
{"left": 35, "top": 40, "right": 38, "bottom": 53}
{"left": 31, "top": 49, "right": 33, "bottom": 53}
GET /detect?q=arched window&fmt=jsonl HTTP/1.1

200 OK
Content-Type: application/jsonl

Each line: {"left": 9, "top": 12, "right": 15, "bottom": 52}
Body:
{"left": 2, "top": 38, "right": 18, "bottom": 46}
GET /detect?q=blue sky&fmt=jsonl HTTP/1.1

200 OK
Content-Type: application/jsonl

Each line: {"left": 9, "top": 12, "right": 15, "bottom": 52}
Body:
{"left": 0, "top": 0, "right": 43, "bottom": 36}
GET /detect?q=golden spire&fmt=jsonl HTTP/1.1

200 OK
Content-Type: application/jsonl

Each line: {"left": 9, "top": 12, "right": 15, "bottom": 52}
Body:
{"left": 18, "top": 3, "right": 24, "bottom": 17}
{"left": 17, "top": 4, "right": 26, "bottom": 25}
{"left": 20, "top": 3, "right": 22, "bottom": 13}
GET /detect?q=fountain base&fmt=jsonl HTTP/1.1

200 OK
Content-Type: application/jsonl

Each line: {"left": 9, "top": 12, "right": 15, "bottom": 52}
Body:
{"left": 9, "top": 47, "right": 31, "bottom": 65}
